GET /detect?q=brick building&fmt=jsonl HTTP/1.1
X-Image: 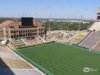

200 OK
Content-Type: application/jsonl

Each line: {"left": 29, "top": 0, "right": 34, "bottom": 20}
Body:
{"left": 0, "top": 17, "right": 45, "bottom": 40}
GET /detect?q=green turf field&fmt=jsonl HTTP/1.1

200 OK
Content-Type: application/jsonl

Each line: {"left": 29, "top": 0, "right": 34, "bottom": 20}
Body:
{"left": 17, "top": 43, "right": 100, "bottom": 75}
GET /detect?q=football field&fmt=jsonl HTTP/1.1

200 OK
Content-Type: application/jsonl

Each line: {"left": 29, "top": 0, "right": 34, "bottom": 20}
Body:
{"left": 17, "top": 43, "right": 100, "bottom": 75}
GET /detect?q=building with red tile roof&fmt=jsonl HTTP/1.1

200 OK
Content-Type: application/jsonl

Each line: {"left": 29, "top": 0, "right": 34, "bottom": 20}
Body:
{"left": 0, "top": 18, "right": 45, "bottom": 40}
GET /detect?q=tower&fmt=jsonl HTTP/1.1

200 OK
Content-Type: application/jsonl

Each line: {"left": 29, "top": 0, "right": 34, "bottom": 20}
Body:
{"left": 97, "top": 7, "right": 100, "bottom": 20}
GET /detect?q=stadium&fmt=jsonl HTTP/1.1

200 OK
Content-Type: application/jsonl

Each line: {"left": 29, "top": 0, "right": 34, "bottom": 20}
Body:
{"left": 1, "top": 8, "right": 100, "bottom": 75}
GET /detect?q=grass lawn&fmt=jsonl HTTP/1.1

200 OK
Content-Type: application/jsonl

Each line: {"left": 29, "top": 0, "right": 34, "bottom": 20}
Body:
{"left": 17, "top": 43, "right": 100, "bottom": 75}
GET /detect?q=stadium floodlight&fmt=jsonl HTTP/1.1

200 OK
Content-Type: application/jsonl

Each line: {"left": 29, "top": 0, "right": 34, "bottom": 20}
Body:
{"left": 78, "top": 15, "right": 83, "bottom": 32}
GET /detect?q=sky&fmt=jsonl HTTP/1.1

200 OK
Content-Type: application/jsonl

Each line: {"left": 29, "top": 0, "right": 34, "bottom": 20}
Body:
{"left": 0, "top": 0, "right": 100, "bottom": 19}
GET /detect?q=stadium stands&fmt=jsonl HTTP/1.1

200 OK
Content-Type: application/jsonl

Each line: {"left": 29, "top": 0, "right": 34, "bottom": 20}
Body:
{"left": 79, "top": 32, "right": 100, "bottom": 49}
{"left": 93, "top": 42, "right": 100, "bottom": 51}
{"left": 20, "top": 36, "right": 45, "bottom": 46}
{"left": 0, "top": 45, "right": 45, "bottom": 75}
{"left": 70, "top": 31, "right": 89, "bottom": 44}
{"left": 9, "top": 39, "right": 26, "bottom": 48}
{"left": 89, "top": 22, "right": 100, "bottom": 31}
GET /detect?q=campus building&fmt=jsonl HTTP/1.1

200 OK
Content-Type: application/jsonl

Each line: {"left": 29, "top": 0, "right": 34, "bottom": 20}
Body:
{"left": 0, "top": 17, "right": 45, "bottom": 40}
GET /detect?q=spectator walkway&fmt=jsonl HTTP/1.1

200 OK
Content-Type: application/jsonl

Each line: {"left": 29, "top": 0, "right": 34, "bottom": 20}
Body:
{"left": 0, "top": 46, "right": 45, "bottom": 75}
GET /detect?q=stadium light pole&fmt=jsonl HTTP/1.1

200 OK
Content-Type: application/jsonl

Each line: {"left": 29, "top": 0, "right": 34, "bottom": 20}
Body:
{"left": 68, "top": 23, "right": 70, "bottom": 31}
{"left": 61, "top": 22, "right": 63, "bottom": 31}
{"left": 78, "top": 15, "right": 83, "bottom": 32}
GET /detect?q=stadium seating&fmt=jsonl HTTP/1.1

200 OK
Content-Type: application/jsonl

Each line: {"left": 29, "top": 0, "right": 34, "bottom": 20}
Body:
{"left": 79, "top": 32, "right": 100, "bottom": 49}
{"left": 93, "top": 42, "right": 100, "bottom": 51}
{"left": 9, "top": 39, "right": 26, "bottom": 48}
{"left": 2, "top": 58, "right": 32, "bottom": 68}
{"left": 0, "top": 46, "right": 44, "bottom": 75}
{"left": 70, "top": 31, "right": 89, "bottom": 44}
{"left": 89, "top": 22, "right": 100, "bottom": 31}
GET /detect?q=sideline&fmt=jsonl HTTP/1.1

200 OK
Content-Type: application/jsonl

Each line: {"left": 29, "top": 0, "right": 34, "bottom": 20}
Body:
{"left": 15, "top": 50, "right": 54, "bottom": 75}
